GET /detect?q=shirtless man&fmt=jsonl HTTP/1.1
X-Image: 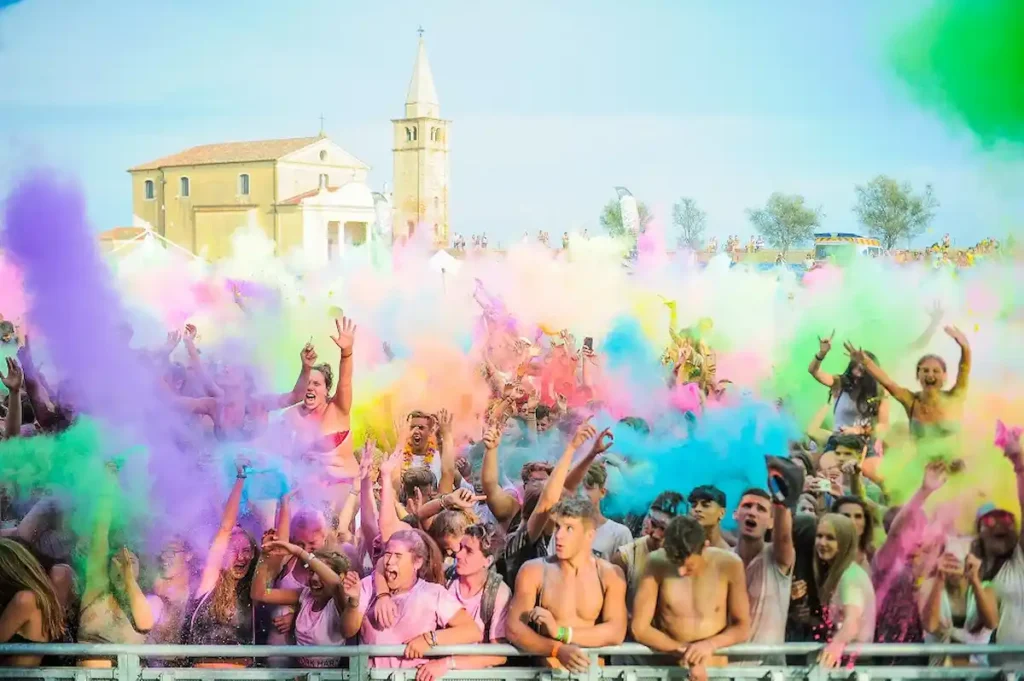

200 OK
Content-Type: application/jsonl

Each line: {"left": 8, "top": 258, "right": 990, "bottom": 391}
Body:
{"left": 287, "top": 317, "right": 357, "bottom": 480}
{"left": 688, "top": 485, "right": 731, "bottom": 549}
{"left": 631, "top": 516, "right": 750, "bottom": 681}
{"left": 506, "top": 496, "right": 628, "bottom": 673}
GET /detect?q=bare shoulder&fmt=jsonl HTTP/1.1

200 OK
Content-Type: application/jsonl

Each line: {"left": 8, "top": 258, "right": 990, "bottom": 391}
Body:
{"left": 7, "top": 590, "right": 38, "bottom": 612}
{"left": 706, "top": 547, "right": 743, "bottom": 570}
{"left": 516, "top": 558, "right": 547, "bottom": 582}
{"left": 597, "top": 557, "right": 626, "bottom": 583}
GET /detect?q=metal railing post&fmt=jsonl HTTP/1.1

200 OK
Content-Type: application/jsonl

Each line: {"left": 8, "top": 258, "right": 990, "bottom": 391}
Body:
{"left": 351, "top": 648, "right": 369, "bottom": 681}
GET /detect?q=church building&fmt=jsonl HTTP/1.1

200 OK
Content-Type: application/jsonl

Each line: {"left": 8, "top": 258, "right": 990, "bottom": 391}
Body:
{"left": 120, "top": 35, "right": 449, "bottom": 261}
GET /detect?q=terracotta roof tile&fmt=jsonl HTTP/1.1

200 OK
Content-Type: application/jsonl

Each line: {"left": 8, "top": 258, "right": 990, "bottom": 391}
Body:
{"left": 98, "top": 227, "right": 147, "bottom": 240}
{"left": 279, "top": 185, "right": 342, "bottom": 206}
{"left": 130, "top": 136, "right": 321, "bottom": 171}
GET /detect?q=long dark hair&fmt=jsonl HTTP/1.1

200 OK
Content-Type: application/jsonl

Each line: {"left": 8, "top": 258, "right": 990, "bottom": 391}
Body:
{"left": 835, "top": 351, "right": 881, "bottom": 418}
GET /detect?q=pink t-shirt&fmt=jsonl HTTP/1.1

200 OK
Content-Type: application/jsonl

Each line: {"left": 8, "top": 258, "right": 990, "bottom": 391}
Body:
{"left": 447, "top": 579, "right": 511, "bottom": 642}
{"left": 295, "top": 588, "right": 346, "bottom": 668}
{"left": 358, "top": 577, "right": 464, "bottom": 668}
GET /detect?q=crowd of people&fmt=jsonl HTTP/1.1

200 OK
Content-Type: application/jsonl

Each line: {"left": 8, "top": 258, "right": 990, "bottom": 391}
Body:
{"left": 0, "top": 247, "right": 1022, "bottom": 681}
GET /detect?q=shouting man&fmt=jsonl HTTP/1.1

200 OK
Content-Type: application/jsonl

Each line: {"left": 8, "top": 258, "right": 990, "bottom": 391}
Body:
{"left": 631, "top": 516, "right": 750, "bottom": 681}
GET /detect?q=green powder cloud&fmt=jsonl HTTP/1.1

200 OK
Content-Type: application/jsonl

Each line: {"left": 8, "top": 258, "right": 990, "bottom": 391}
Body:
{"left": 889, "top": 0, "right": 1024, "bottom": 146}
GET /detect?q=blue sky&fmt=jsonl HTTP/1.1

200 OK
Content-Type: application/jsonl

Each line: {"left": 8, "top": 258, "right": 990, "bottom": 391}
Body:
{"left": 1, "top": 0, "right": 1022, "bottom": 247}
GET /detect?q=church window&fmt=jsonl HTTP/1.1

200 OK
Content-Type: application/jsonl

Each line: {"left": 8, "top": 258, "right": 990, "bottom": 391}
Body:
{"left": 411, "top": 126, "right": 418, "bottom": 141}
{"left": 180, "top": 177, "right": 190, "bottom": 198}
{"left": 144, "top": 179, "right": 155, "bottom": 200}
{"left": 319, "top": 173, "right": 329, "bottom": 188}
{"left": 405, "top": 127, "right": 413, "bottom": 142}
{"left": 238, "top": 173, "right": 250, "bottom": 196}
{"left": 319, "top": 150, "right": 328, "bottom": 161}
{"left": 429, "top": 127, "right": 436, "bottom": 141}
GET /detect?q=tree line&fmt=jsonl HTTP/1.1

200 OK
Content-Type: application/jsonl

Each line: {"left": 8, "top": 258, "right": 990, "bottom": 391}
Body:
{"left": 599, "top": 175, "right": 939, "bottom": 255}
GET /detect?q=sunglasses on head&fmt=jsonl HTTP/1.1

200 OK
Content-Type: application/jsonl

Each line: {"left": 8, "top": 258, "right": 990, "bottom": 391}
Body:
{"left": 981, "top": 511, "right": 1015, "bottom": 528}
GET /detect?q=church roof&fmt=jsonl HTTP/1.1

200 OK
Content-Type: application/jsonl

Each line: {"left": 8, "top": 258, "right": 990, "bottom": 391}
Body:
{"left": 405, "top": 37, "right": 440, "bottom": 119}
{"left": 129, "top": 136, "right": 322, "bottom": 171}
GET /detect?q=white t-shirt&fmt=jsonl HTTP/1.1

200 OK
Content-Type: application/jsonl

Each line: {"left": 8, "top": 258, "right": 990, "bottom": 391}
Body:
{"left": 830, "top": 563, "right": 877, "bottom": 644}
{"left": 447, "top": 578, "right": 511, "bottom": 642}
{"left": 739, "top": 542, "right": 792, "bottom": 645}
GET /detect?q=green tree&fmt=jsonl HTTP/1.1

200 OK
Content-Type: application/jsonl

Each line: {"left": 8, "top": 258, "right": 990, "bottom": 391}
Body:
{"left": 853, "top": 175, "right": 938, "bottom": 250}
{"left": 746, "top": 193, "right": 821, "bottom": 257}
{"left": 599, "top": 199, "right": 652, "bottom": 238}
{"left": 672, "top": 198, "right": 707, "bottom": 250}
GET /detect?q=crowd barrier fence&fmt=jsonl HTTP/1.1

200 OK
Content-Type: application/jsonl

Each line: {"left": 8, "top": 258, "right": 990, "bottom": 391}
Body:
{"left": 3, "top": 643, "right": 1024, "bottom": 681}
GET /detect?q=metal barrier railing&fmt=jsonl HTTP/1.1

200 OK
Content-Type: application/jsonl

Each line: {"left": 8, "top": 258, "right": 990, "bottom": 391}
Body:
{"left": 0, "top": 643, "right": 1021, "bottom": 680}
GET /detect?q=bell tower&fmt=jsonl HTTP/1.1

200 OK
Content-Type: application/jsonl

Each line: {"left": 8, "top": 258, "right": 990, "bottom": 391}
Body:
{"left": 392, "top": 30, "right": 450, "bottom": 245}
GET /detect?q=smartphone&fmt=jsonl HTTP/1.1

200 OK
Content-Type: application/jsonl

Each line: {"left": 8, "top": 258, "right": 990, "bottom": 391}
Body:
{"left": 947, "top": 535, "right": 972, "bottom": 562}
{"left": 817, "top": 479, "right": 832, "bottom": 493}
{"left": 583, "top": 337, "right": 594, "bottom": 351}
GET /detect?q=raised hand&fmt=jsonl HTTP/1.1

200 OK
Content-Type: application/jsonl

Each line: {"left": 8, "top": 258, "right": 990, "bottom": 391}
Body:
{"left": 589, "top": 428, "right": 614, "bottom": 457}
{"left": 921, "top": 460, "right": 948, "bottom": 493}
{"left": 0, "top": 357, "right": 24, "bottom": 393}
{"left": 446, "top": 487, "right": 485, "bottom": 510}
{"left": 817, "top": 330, "right": 834, "bottom": 356}
{"left": 571, "top": 418, "right": 597, "bottom": 449}
{"left": 379, "top": 448, "right": 402, "bottom": 478}
{"left": 928, "top": 300, "right": 944, "bottom": 323}
{"left": 482, "top": 427, "right": 501, "bottom": 451}
{"left": 342, "top": 571, "right": 361, "bottom": 606}
{"left": 842, "top": 341, "right": 866, "bottom": 364}
{"left": 300, "top": 342, "right": 318, "bottom": 369}
{"left": 183, "top": 324, "right": 198, "bottom": 345}
{"left": 164, "top": 330, "right": 182, "bottom": 353}
{"left": 944, "top": 325, "right": 968, "bottom": 348}
{"left": 964, "top": 553, "right": 981, "bottom": 582}
{"left": 331, "top": 317, "right": 357, "bottom": 353}
{"left": 437, "top": 408, "right": 453, "bottom": 436}
{"left": 359, "top": 444, "right": 375, "bottom": 481}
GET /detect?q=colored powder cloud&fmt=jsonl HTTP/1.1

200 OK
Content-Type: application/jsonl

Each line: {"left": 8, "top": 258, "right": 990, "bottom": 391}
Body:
{"left": 889, "top": 0, "right": 1024, "bottom": 145}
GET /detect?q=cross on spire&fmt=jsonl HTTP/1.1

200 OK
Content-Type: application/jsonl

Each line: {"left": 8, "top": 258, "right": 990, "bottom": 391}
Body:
{"left": 417, "top": 25, "right": 424, "bottom": 39}
{"left": 318, "top": 113, "right": 325, "bottom": 136}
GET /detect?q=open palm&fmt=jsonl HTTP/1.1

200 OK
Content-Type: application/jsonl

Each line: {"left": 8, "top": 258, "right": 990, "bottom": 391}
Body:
{"left": 331, "top": 317, "right": 357, "bottom": 353}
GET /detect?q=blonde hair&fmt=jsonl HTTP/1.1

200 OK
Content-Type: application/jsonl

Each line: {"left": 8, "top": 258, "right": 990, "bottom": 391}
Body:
{"left": 209, "top": 528, "right": 255, "bottom": 625}
{"left": 0, "top": 538, "right": 65, "bottom": 641}
{"left": 813, "top": 513, "right": 858, "bottom": 606}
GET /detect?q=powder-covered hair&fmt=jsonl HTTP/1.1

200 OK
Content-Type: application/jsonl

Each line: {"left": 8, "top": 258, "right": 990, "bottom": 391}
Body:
{"left": 388, "top": 529, "right": 445, "bottom": 584}
{"left": 662, "top": 516, "right": 706, "bottom": 565}
{"left": 551, "top": 495, "right": 598, "bottom": 527}
{"left": 312, "top": 363, "right": 334, "bottom": 393}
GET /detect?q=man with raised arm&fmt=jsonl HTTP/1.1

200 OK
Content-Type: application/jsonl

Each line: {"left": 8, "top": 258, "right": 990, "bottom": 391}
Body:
{"left": 505, "top": 495, "right": 628, "bottom": 673}
{"left": 631, "top": 516, "right": 750, "bottom": 681}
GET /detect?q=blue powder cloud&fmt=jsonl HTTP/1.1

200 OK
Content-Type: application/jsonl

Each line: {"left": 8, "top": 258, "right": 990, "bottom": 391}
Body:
{"left": 602, "top": 399, "right": 799, "bottom": 530}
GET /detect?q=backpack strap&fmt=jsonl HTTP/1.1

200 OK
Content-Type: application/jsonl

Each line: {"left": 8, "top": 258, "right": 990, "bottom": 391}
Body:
{"left": 480, "top": 569, "right": 504, "bottom": 643}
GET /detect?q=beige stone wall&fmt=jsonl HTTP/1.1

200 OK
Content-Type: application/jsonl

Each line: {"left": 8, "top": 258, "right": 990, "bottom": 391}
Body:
{"left": 392, "top": 118, "right": 449, "bottom": 244}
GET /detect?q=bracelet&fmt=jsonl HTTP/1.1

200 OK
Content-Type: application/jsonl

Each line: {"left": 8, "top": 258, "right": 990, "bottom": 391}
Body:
{"left": 428, "top": 631, "right": 438, "bottom": 647}
{"left": 815, "top": 354, "right": 825, "bottom": 362}
{"left": 341, "top": 351, "right": 354, "bottom": 359}
{"left": 551, "top": 642, "right": 562, "bottom": 658}
{"left": 557, "top": 626, "right": 567, "bottom": 643}
{"left": 566, "top": 626, "right": 573, "bottom": 645}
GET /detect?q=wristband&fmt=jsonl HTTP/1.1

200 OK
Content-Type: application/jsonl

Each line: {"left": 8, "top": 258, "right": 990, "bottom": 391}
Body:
{"left": 815, "top": 354, "right": 825, "bottom": 362}
{"left": 566, "top": 627, "right": 573, "bottom": 645}
{"left": 557, "top": 626, "right": 567, "bottom": 642}
{"left": 341, "top": 351, "right": 354, "bottom": 359}
{"left": 551, "top": 642, "right": 562, "bottom": 658}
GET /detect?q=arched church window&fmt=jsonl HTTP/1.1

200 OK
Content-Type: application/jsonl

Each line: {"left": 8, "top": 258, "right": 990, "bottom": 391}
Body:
{"left": 405, "top": 127, "right": 413, "bottom": 142}
{"left": 411, "top": 126, "right": 418, "bottom": 141}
